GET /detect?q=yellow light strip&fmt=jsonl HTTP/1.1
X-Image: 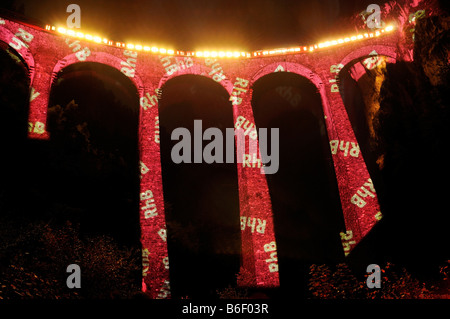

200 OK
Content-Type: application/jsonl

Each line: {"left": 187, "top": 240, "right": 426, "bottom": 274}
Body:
{"left": 52, "top": 24, "right": 395, "bottom": 58}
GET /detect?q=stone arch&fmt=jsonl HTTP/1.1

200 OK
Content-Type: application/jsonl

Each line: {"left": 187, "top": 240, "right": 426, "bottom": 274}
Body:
{"left": 250, "top": 62, "right": 335, "bottom": 135}
{"left": 249, "top": 61, "right": 383, "bottom": 258}
{"left": 0, "top": 26, "right": 35, "bottom": 85}
{"left": 51, "top": 51, "right": 156, "bottom": 143}
{"left": 157, "top": 59, "right": 234, "bottom": 95}
{"left": 339, "top": 45, "right": 397, "bottom": 69}
{"left": 51, "top": 51, "right": 174, "bottom": 298}
{"left": 157, "top": 73, "right": 241, "bottom": 298}
{"left": 45, "top": 60, "right": 142, "bottom": 209}
{"left": 337, "top": 45, "right": 397, "bottom": 209}
{"left": 222, "top": 62, "right": 333, "bottom": 290}
{"left": 51, "top": 51, "right": 145, "bottom": 96}
{"left": 249, "top": 69, "right": 346, "bottom": 297}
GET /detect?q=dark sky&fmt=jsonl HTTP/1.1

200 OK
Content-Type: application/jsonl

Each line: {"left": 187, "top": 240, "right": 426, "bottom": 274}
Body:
{"left": 1, "top": 0, "right": 382, "bottom": 51}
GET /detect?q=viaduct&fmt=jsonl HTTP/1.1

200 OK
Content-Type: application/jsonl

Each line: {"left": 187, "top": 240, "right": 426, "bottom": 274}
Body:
{"left": 0, "top": 0, "right": 439, "bottom": 298}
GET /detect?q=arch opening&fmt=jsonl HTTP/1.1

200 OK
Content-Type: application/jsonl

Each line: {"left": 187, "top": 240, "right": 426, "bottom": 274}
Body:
{"left": 338, "top": 54, "right": 396, "bottom": 202}
{"left": 158, "top": 74, "right": 241, "bottom": 298}
{"left": 27, "top": 61, "right": 141, "bottom": 297}
{"left": 251, "top": 71, "right": 345, "bottom": 298}
{"left": 45, "top": 62, "right": 141, "bottom": 242}
{"left": 0, "top": 42, "right": 31, "bottom": 215}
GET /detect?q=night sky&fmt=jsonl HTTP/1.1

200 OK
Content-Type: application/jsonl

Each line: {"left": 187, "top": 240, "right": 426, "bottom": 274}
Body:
{"left": 2, "top": 0, "right": 387, "bottom": 51}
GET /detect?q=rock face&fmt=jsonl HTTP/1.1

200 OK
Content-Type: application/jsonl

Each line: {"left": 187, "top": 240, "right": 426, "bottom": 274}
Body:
{"left": 376, "top": 14, "right": 449, "bottom": 170}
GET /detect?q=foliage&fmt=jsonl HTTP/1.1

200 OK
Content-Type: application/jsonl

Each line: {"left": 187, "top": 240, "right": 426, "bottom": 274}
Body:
{"left": 308, "top": 264, "right": 336, "bottom": 299}
{"left": 0, "top": 219, "right": 141, "bottom": 299}
{"left": 308, "top": 262, "right": 450, "bottom": 299}
{"left": 216, "top": 285, "right": 249, "bottom": 299}
{"left": 236, "top": 266, "right": 256, "bottom": 288}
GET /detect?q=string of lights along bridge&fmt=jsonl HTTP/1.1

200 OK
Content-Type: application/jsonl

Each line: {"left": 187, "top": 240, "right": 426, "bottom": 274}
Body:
{"left": 46, "top": 24, "right": 394, "bottom": 59}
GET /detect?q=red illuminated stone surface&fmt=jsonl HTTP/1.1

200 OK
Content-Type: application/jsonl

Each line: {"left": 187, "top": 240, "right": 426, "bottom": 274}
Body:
{"left": 0, "top": 0, "right": 441, "bottom": 298}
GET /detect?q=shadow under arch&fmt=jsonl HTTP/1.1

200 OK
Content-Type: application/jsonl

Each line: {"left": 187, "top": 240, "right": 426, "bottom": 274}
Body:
{"left": 338, "top": 52, "right": 396, "bottom": 210}
{"left": 0, "top": 41, "right": 31, "bottom": 217}
{"left": 0, "top": 41, "right": 30, "bottom": 137}
{"left": 251, "top": 71, "right": 345, "bottom": 298}
{"left": 158, "top": 74, "right": 241, "bottom": 298}
{"left": 41, "top": 61, "right": 141, "bottom": 248}
{"left": 0, "top": 27, "right": 35, "bottom": 85}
